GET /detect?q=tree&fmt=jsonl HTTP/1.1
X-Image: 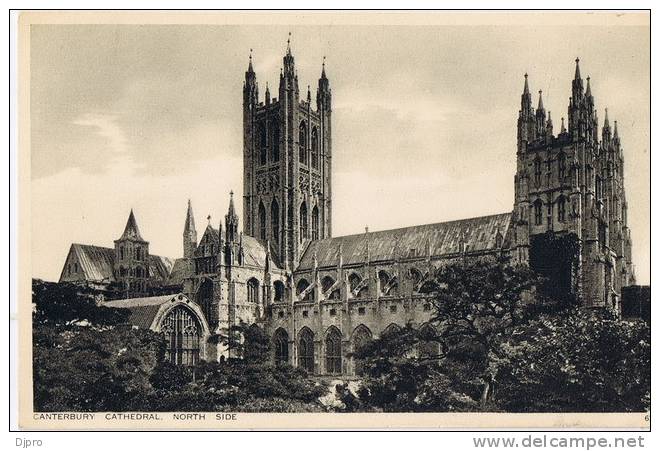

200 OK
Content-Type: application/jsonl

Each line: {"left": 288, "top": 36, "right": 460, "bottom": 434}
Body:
{"left": 426, "top": 256, "right": 541, "bottom": 407}
{"left": 495, "top": 308, "right": 650, "bottom": 413}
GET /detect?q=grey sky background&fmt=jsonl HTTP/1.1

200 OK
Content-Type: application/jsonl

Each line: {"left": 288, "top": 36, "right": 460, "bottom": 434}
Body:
{"left": 30, "top": 21, "right": 650, "bottom": 283}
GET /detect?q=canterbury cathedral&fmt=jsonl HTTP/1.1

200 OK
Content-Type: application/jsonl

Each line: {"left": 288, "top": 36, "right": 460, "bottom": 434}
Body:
{"left": 59, "top": 44, "right": 636, "bottom": 374}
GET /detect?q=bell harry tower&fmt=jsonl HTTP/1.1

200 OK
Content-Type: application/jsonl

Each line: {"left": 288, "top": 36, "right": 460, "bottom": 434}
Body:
{"left": 243, "top": 35, "right": 332, "bottom": 271}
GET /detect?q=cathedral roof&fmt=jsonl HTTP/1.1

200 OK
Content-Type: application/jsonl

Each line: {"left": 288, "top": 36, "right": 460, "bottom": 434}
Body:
{"left": 63, "top": 243, "right": 176, "bottom": 283}
{"left": 297, "top": 212, "right": 512, "bottom": 270}
{"left": 167, "top": 258, "right": 190, "bottom": 286}
{"left": 68, "top": 244, "right": 116, "bottom": 282}
{"left": 104, "top": 294, "right": 178, "bottom": 329}
{"left": 241, "top": 235, "right": 282, "bottom": 269}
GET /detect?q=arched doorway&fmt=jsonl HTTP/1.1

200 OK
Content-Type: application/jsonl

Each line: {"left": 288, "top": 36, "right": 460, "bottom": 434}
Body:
{"left": 161, "top": 305, "right": 201, "bottom": 366}
{"left": 298, "top": 327, "right": 315, "bottom": 373}
{"left": 325, "top": 327, "right": 343, "bottom": 375}
{"left": 273, "top": 328, "right": 289, "bottom": 366}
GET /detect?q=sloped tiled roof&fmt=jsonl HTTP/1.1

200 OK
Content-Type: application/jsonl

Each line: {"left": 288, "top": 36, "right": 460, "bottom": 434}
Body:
{"left": 297, "top": 212, "right": 512, "bottom": 270}
{"left": 70, "top": 244, "right": 116, "bottom": 282}
{"left": 63, "top": 244, "right": 176, "bottom": 283}
{"left": 167, "top": 258, "right": 190, "bottom": 286}
{"left": 149, "top": 255, "right": 174, "bottom": 281}
{"left": 242, "top": 235, "right": 282, "bottom": 269}
{"left": 104, "top": 294, "right": 180, "bottom": 329}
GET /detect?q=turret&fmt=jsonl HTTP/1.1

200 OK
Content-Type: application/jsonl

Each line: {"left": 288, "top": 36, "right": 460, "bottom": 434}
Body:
{"left": 317, "top": 57, "right": 331, "bottom": 112}
{"left": 568, "top": 58, "right": 583, "bottom": 140}
{"left": 536, "top": 90, "right": 546, "bottom": 138}
{"left": 243, "top": 49, "right": 258, "bottom": 109}
{"left": 225, "top": 190, "right": 239, "bottom": 243}
{"left": 517, "top": 73, "right": 535, "bottom": 149}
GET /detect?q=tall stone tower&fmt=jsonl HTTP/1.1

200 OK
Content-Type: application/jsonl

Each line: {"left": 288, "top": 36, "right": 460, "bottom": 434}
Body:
{"left": 242, "top": 37, "right": 332, "bottom": 270}
{"left": 113, "top": 209, "right": 150, "bottom": 297}
{"left": 512, "top": 58, "right": 634, "bottom": 311}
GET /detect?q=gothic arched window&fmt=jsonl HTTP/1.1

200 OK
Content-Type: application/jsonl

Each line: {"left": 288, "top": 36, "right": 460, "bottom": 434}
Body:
{"left": 258, "top": 202, "right": 266, "bottom": 240}
{"left": 271, "top": 199, "right": 280, "bottom": 243}
{"left": 259, "top": 123, "right": 267, "bottom": 166}
{"left": 348, "top": 273, "right": 367, "bottom": 298}
{"left": 273, "top": 280, "right": 285, "bottom": 303}
{"left": 534, "top": 199, "right": 543, "bottom": 225}
{"left": 196, "top": 279, "right": 214, "bottom": 324}
{"left": 382, "top": 323, "right": 401, "bottom": 337}
{"left": 272, "top": 123, "right": 280, "bottom": 162}
{"left": 311, "top": 205, "right": 319, "bottom": 240}
{"left": 409, "top": 268, "right": 423, "bottom": 292}
{"left": 296, "top": 278, "right": 314, "bottom": 302}
{"left": 325, "top": 327, "right": 342, "bottom": 375}
{"left": 378, "top": 270, "right": 391, "bottom": 296}
{"left": 300, "top": 202, "right": 308, "bottom": 241}
{"left": 161, "top": 306, "right": 201, "bottom": 366}
{"left": 273, "top": 328, "right": 289, "bottom": 366}
{"left": 298, "top": 327, "right": 315, "bottom": 373}
{"left": 299, "top": 121, "right": 308, "bottom": 165}
{"left": 247, "top": 278, "right": 260, "bottom": 304}
{"left": 311, "top": 127, "right": 319, "bottom": 169}
{"left": 351, "top": 325, "right": 372, "bottom": 376}
{"left": 119, "top": 246, "right": 124, "bottom": 260}
{"left": 557, "top": 196, "right": 567, "bottom": 223}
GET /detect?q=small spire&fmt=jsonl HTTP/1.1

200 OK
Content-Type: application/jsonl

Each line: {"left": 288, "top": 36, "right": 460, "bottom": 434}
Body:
{"left": 561, "top": 117, "right": 566, "bottom": 133}
{"left": 248, "top": 48, "right": 254, "bottom": 72}
{"left": 184, "top": 199, "right": 196, "bottom": 233}
{"left": 307, "top": 84, "right": 311, "bottom": 102}
{"left": 547, "top": 111, "right": 553, "bottom": 127}
{"left": 523, "top": 73, "right": 529, "bottom": 94}
{"left": 574, "top": 57, "right": 581, "bottom": 80}
{"left": 537, "top": 90, "right": 544, "bottom": 111}
{"left": 286, "top": 32, "right": 291, "bottom": 55}
{"left": 614, "top": 120, "right": 619, "bottom": 138}
{"left": 585, "top": 76, "right": 592, "bottom": 96}
{"left": 207, "top": 214, "right": 212, "bottom": 225}
{"left": 604, "top": 107, "right": 610, "bottom": 128}
{"left": 321, "top": 56, "right": 327, "bottom": 78}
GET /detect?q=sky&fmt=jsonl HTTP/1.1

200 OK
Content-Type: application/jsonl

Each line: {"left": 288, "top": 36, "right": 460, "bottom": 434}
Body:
{"left": 29, "top": 16, "right": 650, "bottom": 283}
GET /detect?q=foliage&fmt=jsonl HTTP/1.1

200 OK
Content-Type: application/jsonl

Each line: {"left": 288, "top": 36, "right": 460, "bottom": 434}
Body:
{"left": 350, "top": 257, "right": 650, "bottom": 413}
{"left": 32, "top": 279, "right": 129, "bottom": 327}
{"left": 495, "top": 308, "right": 650, "bottom": 412}
{"left": 32, "top": 280, "right": 326, "bottom": 412}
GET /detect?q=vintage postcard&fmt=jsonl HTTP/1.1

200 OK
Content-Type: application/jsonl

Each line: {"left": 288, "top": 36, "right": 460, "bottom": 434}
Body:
{"left": 16, "top": 10, "right": 650, "bottom": 430}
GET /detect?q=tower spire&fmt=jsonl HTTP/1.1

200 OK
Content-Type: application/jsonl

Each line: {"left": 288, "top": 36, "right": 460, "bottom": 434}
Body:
{"left": 574, "top": 57, "right": 581, "bottom": 80}
{"left": 225, "top": 190, "right": 239, "bottom": 243}
{"left": 119, "top": 209, "right": 144, "bottom": 241}
{"left": 248, "top": 48, "right": 254, "bottom": 72}
{"left": 537, "top": 89, "right": 544, "bottom": 112}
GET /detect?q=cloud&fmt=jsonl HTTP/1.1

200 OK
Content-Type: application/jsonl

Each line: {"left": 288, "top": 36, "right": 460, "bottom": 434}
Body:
{"left": 71, "top": 112, "right": 130, "bottom": 156}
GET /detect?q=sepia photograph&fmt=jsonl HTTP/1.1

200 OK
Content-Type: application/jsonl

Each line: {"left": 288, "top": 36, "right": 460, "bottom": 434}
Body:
{"left": 14, "top": 10, "right": 650, "bottom": 431}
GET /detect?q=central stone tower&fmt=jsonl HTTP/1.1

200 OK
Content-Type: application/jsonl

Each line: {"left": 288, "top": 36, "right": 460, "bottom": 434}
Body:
{"left": 242, "top": 37, "right": 332, "bottom": 270}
